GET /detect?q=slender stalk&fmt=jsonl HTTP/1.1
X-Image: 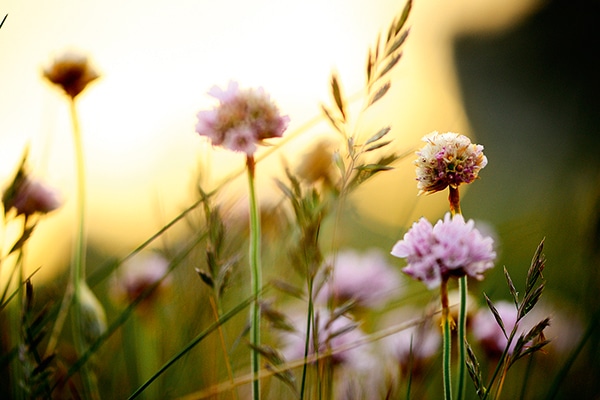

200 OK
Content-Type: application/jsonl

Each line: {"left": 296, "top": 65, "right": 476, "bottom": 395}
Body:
{"left": 299, "top": 279, "right": 314, "bottom": 400}
{"left": 482, "top": 327, "right": 518, "bottom": 400}
{"left": 136, "top": 314, "right": 160, "bottom": 400}
{"left": 441, "top": 278, "right": 453, "bottom": 400}
{"left": 70, "top": 99, "right": 85, "bottom": 293}
{"left": 449, "top": 186, "right": 466, "bottom": 400}
{"left": 209, "top": 296, "right": 238, "bottom": 400}
{"left": 246, "top": 155, "right": 262, "bottom": 400}
{"left": 8, "top": 228, "right": 26, "bottom": 400}
{"left": 456, "top": 276, "right": 467, "bottom": 400}
{"left": 69, "top": 98, "right": 101, "bottom": 399}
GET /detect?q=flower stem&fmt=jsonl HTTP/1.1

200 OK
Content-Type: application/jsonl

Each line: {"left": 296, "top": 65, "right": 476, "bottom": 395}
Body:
{"left": 441, "top": 279, "right": 453, "bottom": 400}
{"left": 449, "top": 186, "right": 461, "bottom": 216}
{"left": 300, "top": 279, "right": 314, "bottom": 400}
{"left": 69, "top": 98, "right": 101, "bottom": 400}
{"left": 449, "top": 185, "right": 466, "bottom": 400}
{"left": 456, "top": 276, "right": 467, "bottom": 400}
{"left": 246, "top": 155, "right": 262, "bottom": 400}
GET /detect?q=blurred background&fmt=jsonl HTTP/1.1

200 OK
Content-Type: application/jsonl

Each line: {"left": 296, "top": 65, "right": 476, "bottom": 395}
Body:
{"left": 1, "top": 0, "right": 599, "bottom": 398}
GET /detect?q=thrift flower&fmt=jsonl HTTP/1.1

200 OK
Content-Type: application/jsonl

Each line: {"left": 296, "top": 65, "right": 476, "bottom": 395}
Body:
{"left": 415, "top": 132, "right": 487, "bottom": 195}
{"left": 316, "top": 248, "right": 401, "bottom": 309}
{"left": 282, "top": 310, "right": 378, "bottom": 400}
{"left": 385, "top": 321, "right": 440, "bottom": 374}
{"left": 282, "top": 309, "right": 374, "bottom": 369}
{"left": 110, "top": 253, "right": 171, "bottom": 308}
{"left": 391, "top": 213, "right": 496, "bottom": 289}
{"left": 3, "top": 175, "right": 61, "bottom": 217}
{"left": 43, "top": 51, "right": 100, "bottom": 99}
{"left": 195, "top": 81, "right": 289, "bottom": 155}
{"left": 471, "top": 301, "right": 518, "bottom": 357}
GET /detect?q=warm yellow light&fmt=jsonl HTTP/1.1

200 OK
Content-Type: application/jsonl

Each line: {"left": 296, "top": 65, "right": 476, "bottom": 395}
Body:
{"left": 0, "top": 0, "right": 541, "bottom": 283}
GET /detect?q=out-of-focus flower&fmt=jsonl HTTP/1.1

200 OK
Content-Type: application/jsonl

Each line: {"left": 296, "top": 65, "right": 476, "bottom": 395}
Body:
{"left": 110, "top": 253, "right": 171, "bottom": 308}
{"left": 43, "top": 51, "right": 100, "bottom": 99}
{"left": 391, "top": 213, "right": 496, "bottom": 288}
{"left": 282, "top": 309, "right": 379, "bottom": 399}
{"left": 3, "top": 173, "right": 61, "bottom": 217}
{"left": 316, "top": 248, "right": 402, "bottom": 309}
{"left": 415, "top": 132, "right": 487, "bottom": 195}
{"left": 296, "top": 138, "right": 335, "bottom": 184}
{"left": 282, "top": 309, "right": 374, "bottom": 369}
{"left": 195, "top": 81, "right": 289, "bottom": 155}
{"left": 471, "top": 301, "right": 519, "bottom": 357}
{"left": 384, "top": 320, "right": 441, "bottom": 374}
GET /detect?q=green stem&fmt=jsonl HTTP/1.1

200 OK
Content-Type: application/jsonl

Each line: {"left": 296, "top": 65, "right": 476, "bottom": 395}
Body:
{"left": 246, "top": 155, "right": 262, "bottom": 400}
{"left": 70, "top": 99, "right": 85, "bottom": 289}
{"left": 69, "top": 98, "right": 101, "bottom": 400}
{"left": 441, "top": 279, "right": 453, "bottom": 400}
{"left": 457, "top": 276, "right": 467, "bottom": 400}
{"left": 299, "top": 279, "right": 314, "bottom": 400}
{"left": 136, "top": 315, "right": 160, "bottom": 400}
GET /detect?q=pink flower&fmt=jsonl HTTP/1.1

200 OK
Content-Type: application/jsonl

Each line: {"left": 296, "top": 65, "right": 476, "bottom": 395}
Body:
{"left": 3, "top": 176, "right": 61, "bottom": 217}
{"left": 110, "top": 253, "right": 171, "bottom": 308}
{"left": 471, "top": 301, "right": 518, "bottom": 357}
{"left": 385, "top": 321, "right": 440, "bottom": 370}
{"left": 195, "top": 81, "right": 289, "bottom": 155}
{"left": 282, "top": 309, "right": 374, "bottom": 369}
{"left": 391, "top": 213, "right": 496, "bottom": 288}
{"left": 316, "top": 249, "right": 402, "bottom": 309}
{"left": 415, "top": 132, "right": 487, "bottom": 195}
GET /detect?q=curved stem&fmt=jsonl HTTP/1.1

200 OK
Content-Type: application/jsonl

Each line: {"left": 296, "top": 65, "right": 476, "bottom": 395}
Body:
{"left": 246, "top": 155, "right": 262, "bottom": 400}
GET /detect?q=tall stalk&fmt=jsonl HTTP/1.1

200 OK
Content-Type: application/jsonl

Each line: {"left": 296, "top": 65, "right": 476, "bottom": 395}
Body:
{"left": 69, "top": 98, "right": 102, "bottom": 400}
{"left": 246, "top": 155, "right": 262, "bottom": 400}
{"left": 441, "top": 278, "right": 453, "bottom": 400}
{"left": 449, "top": 185, "right": 467, "bottom": 400}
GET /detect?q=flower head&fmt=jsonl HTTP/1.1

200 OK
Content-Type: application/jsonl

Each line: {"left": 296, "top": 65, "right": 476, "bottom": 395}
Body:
{"left": 282, "top": 309, "right": 374, "bottom": 369}
{"left": 384, "top": 321, "right": 440, "bottom": 373}
{"left": 43, "top": 51, "right": 100, "bottom": 99}
{"left": 110, "top": 253, "right": 171, "bottom": 308}
{"left": 415, "top": 132, "right": 487, "bottom": 195}
{"left": 391, "top": 213, "right": 496, "bottom": 288}
{"left": 3, "top": 167, "right": 61, "bottom": 217}
{"left": 195, "top": 81, "right": 289, "bottom": 155}
{"left": 316, "top": 248, "right": 401, "bottom": 309}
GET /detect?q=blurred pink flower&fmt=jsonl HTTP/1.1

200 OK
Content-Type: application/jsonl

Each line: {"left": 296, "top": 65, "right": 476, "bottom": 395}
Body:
{"left": 385, "top": 321, "right": 441, "bottom": 371}
{"left": 391, "top": 213, "right": 496, "bottom": 288}
{"left": 195, "top": 81, "right": 289, "bottom": 155}
{"left": 3, "top": 176, "right": 61, "bottom": 217}
{"left": 110, "top": 253, "right": 171, "bottom": 308}
{"left": 415, "top": 132, "right": 487, "bottom": 195}
{"left": 316, "top": 248, "right": 402, "bottom": 309}
{"left": 282, "top": 309, "right": 374, "bottom": 369}
{"left": 471, "top": 301, "right": 518, "bottom": 357}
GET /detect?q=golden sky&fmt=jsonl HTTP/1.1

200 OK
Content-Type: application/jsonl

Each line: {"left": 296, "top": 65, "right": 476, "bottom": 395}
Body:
{"left": 0, "top": 0, "right": 541, "bottom": 282}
